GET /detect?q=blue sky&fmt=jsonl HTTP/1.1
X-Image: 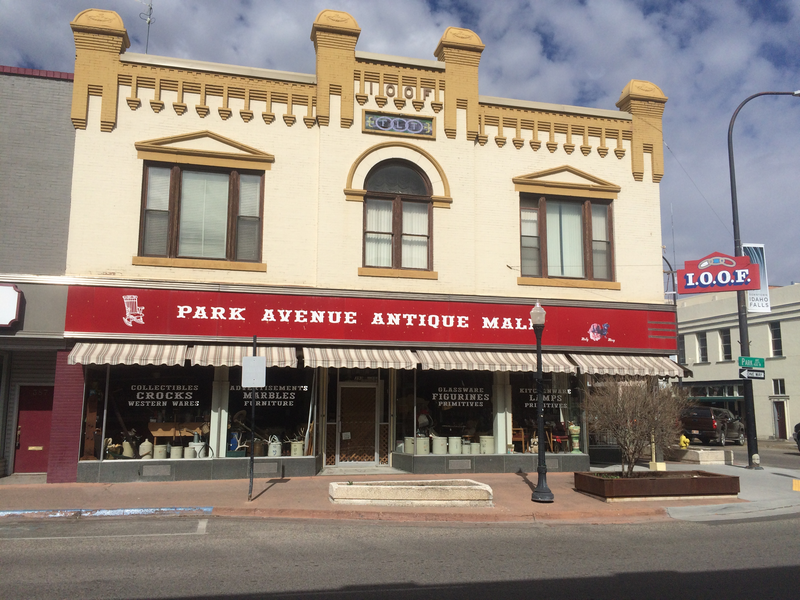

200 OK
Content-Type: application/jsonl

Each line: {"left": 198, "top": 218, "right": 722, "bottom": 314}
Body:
{"left": 2, "top": 0, "right": 799, "bottom": 288}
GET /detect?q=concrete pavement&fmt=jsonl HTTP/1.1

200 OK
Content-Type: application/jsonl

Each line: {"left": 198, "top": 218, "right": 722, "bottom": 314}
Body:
{"left": 1, "top": 458, "right": 798, "bottom": 524}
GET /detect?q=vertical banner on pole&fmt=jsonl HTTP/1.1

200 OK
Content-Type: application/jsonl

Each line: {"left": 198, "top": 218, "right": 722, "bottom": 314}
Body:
{"left": 743, "top": 244, "right": 770, "bottom": 313}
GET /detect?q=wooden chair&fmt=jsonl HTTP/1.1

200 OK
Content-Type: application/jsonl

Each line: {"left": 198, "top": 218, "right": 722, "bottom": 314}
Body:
{"left": 511, "top": 427, "right": 527, "bottom": 453}
{"left": 549, "top": 423, "right": 569, "bottom": 453}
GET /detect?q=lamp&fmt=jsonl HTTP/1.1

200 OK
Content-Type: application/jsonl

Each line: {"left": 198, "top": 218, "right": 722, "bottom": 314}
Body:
{"left": 728, "top": 90, "right": 799, "bottom": 469}
{"left": 530, "top": 301, "right": 554, "bottom": 502}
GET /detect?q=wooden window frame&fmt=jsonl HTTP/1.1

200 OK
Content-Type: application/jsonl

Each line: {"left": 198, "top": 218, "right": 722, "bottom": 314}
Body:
{"left": 697, "top": 332, "right": 709, "bottom": 363}
{"left": 138, "top": 162, "right": 264, "bottom": 263}
{"left": 720, "top": 328, "right": 732, "bottom": 361}
{"left": 520, "top": 194, "right": 614, "bottom": 281}
{"left": 362, "top": 161, "right": 433, "bottom": 272}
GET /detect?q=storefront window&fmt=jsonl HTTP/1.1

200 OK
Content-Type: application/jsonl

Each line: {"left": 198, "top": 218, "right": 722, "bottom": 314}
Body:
{"left": 417, "top": 370, "right": 494, "bottom": 441}
{"left": 80, "top": 366, "right": 107, "bottom": 460}
{"left": 395, "top": 369, "right": 416, "bottom": 450}
{"left": 86, "top": 365, "right": 215, "bottom": 459}
{"left": 228, "top": 367, "right": 315, "bottom": 457}
{"left": 510, "top": 372, "right": 582, "bottom": 451}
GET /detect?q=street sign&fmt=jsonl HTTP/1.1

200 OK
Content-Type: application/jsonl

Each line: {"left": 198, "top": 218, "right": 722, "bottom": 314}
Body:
{"left": 739, "top": 368, "right": 765, "bottom": 380}
{"left": 738, "top": 356, "right": 765, "bottom": 368}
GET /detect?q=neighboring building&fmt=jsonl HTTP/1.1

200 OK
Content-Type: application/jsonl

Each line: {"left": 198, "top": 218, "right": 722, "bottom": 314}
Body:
{"left": 31, "top": 8, "right": 678, "bottom": 483}
{"left": 677, "top": 285, "right": 799, "bottom": 440}
{"left": 0, "top": 66, "right": 75, "bottom": 477}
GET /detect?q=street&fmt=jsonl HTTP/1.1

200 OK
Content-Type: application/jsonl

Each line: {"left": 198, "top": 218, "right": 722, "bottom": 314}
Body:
{"left": 1, "top": 515, "right": 799, "bottom": 599}
{"left": 691, "top": 438, "right": 800, "bottom": 470}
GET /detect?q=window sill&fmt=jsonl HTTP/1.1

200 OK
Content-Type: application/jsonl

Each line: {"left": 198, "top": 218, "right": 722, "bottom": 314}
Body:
{"left": 358, "top": 267, "right": 438, "bottom": 280}
{"left": 517, "top": 276, "right": 621, "bottom": 290}
{"left": 767, "top": 356, "right": 786, "bottom": 360}
{"left": 132, "top": 256, "right": 267, "bottom": 272}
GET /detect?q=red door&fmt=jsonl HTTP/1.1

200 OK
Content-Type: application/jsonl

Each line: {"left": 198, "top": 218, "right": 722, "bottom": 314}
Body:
{"left": 14, "top": 386, "right": 54, "bottom": 473}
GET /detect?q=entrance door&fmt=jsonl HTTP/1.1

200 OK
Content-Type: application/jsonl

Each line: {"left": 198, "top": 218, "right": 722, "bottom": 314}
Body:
{"left": 13, "top": 385, "right": 54, "bottom": 473}
{"left": 773, "top": 400, "right": 787, "bottom": 439}
{"left": 338, "top": 384, "right": 377, "bottom": 464}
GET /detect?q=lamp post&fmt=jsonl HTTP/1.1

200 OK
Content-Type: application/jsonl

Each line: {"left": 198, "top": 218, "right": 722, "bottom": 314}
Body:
{"left": 530, "top": 301, "right": 554, "bottom": 503}
{"left": 728, "top": 90, "right": 799, "bottom": 469}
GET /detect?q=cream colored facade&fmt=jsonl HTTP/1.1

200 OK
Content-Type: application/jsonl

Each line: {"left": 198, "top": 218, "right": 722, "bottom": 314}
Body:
{"left": 678, "top": 285, "right": 800, "bottom": 440}
{"left": 66, "top": 8, "right": 668, "bottom": 305}
{"left": 51, "top": 9, "right": 679, "bottom": 480}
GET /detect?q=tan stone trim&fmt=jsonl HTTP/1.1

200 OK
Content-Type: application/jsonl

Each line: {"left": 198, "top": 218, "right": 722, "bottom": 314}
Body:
{"left": 344, "top": 189, "right": 367, "bottom": 202}
{"left": 344, "top": 141, "right": 452, "bottom": 206}
{"left": 517, "top": 276, "right": 621, "bottom": 290}
{"left": 132, "top": 256, "right": 267, "bottom": 272}
{"left": 134, "top": 130, "right": 274, "bottom": 170}
{"left": 358, "top": 267, "right": 438, "bottom": 280}
{"left": 513, "top": 165, "right": 620, "bottom": 200}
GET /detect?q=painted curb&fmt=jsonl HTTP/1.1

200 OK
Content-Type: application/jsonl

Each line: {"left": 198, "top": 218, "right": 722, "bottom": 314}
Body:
{"left": 0, "top": 506, "right": 213, "bottom": 519}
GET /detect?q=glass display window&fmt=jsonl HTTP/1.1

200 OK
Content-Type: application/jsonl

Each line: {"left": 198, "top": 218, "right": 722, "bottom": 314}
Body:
{"left": 510, "top": 372, "right": 582, "bottom": 449}
{"left": 228, "top": 367, "right": 315, "bottom": 456}
{"left": 87, "top": 365, "right": 214, "bottom": 459}
{"left": 416, "top": 370, "right": 494, "bottom": 440}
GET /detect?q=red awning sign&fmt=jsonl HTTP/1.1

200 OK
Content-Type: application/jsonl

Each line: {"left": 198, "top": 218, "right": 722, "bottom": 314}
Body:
{"left": 678, "top": 252, "right": 760, "bottom": 294}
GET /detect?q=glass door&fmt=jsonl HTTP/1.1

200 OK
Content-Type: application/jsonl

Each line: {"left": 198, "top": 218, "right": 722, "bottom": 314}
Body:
{"left": 337, "top": 383, "right": 378, "bottom": 464}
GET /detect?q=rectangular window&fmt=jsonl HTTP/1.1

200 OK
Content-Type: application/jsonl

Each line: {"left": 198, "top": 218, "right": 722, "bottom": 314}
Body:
{"left": 591, "top": 204, "right": 611, "bottom": 280}
{"left": 140, "top": 164, "right": 263, "bottom": 262}
{"left": 520, "top": 207, "right": 540, "bottom": 277}
{"left": 720, "top": 329, "right": 732, "bottom": 361}
{"left": 697, "top": 332, "right": 708, "bottom": 363}
{"left": 547, "top": 199, "right": 584, "bottom": 278}
{"left": 520, "top": 195, "right": 612, "bottom": 281}
{"left": 769, "top": 322, "right": 783, "bottom": 357}
{"left": 773, "top": 379, "right": 786, "bottom": 395}
{"left": 364, "top": 198, "right": 430, "bottom": 270}
{"left": 677, "top": 334, "right": 686, "bottom": 365}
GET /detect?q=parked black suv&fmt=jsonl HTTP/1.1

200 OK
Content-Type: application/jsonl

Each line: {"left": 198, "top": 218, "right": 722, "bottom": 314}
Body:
{"left": 681, "top": 406, "right": 745, "bottom": 446}
{"left": 793, "top": 422, "right": 800, "bottom": 452}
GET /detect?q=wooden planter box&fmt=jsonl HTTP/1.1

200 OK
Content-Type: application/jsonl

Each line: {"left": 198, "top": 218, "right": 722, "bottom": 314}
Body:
{"left": 574, "top": 470, "right": 739, "bottom": 501}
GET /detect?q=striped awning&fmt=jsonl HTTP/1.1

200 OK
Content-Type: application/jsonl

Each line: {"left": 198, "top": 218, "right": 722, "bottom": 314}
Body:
{"left": 189, "top": 346, "right": 297, "bottom": 368}
{"left": 415, "top": 350, "right": 576, "bottom": 373}
{"left": 569, "top": 354, "right": 683, "bottom": 377}
{"left": 67, "top": 343, "right": 188, "bottom": 366}
{"left": 303, "top": 347, "right": 418, "bottom": 369}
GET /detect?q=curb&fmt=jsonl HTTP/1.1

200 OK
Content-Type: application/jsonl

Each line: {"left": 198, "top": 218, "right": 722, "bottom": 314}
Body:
{"left": 0, "top": 506, "right": 213, "bottom": 519}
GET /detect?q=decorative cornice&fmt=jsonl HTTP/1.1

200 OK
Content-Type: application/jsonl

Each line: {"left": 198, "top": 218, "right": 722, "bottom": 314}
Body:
{"left": 513, "top": 165, "right": 620, "bottom": 200}
{"left": 0, "top": 273, "right": 674, "bottom": 312}
{"left": 134, "top": 130, "right": 274, "bottom": 170}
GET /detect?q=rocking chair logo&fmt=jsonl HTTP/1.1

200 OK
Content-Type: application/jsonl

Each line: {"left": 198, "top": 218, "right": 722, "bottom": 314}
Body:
{"left": 122, "top": 295, "right": 145, "bottom": 326}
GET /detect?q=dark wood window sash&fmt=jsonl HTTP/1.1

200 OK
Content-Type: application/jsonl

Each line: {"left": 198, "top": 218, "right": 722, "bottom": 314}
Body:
{"left": 140, "top": 162, "right": 263, "bottom": 263}
{"left": 531, "top": 195, "right": 615, "bottom": 282}
{"left": 363, "top": 192, "right": 432, "bottom": 271}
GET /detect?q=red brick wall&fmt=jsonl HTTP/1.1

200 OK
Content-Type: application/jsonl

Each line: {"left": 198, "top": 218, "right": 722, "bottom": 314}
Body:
{"left": 46, "top": 351, "right": 84, "bottom": 483}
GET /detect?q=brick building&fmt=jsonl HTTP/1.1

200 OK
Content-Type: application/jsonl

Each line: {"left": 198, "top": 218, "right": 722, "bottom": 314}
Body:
{"left": 0, "top": 66, "right": 75, "bottom": 478}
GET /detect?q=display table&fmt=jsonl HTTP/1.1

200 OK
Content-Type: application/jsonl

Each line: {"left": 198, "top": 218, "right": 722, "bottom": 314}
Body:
{"left": 147, "top": 422, "right": 204, "bottom": 445}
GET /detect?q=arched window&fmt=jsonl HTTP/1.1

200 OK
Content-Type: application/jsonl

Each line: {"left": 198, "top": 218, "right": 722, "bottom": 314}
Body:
{"left": 364, "top": 161, "right": 432, "bottom": 270}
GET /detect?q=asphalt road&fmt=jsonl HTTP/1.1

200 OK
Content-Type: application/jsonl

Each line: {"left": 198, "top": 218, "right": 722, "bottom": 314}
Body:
{"left": 1, "top": 515, "right": 799, "bottom": 600}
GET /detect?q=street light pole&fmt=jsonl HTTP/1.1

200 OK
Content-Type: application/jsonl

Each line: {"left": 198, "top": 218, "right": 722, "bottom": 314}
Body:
{"left": 530, "top": 301, "right": 553, "bottom": 503}
{"left": 727, "top": 90, "right": 799, "bottom": 469}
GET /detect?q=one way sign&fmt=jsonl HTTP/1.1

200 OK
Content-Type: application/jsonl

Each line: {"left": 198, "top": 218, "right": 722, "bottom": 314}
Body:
{"left": 739, "top": 368, "right": 765, "bottom": 380}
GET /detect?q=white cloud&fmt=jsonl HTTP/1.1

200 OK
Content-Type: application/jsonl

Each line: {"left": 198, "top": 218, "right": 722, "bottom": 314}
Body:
{"left": 2, "top": 0, "right": 799, "bottom": 284}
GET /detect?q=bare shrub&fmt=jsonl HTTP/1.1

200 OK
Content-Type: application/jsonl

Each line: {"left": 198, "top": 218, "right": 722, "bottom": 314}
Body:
{"left": 585, "top": 380, "right": 690, "bottom": 477}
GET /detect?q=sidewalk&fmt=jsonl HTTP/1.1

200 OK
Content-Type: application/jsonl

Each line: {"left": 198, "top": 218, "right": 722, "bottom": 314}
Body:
{"left": 2, "top": 461, "right": 797, "bottom": 524}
